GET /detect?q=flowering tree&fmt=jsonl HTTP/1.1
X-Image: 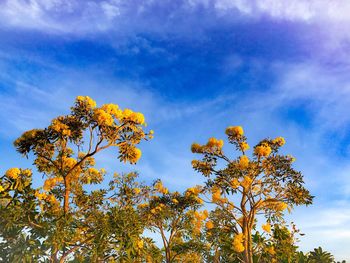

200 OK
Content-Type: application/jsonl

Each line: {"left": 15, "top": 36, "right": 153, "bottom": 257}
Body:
{"left": 191, "top": 126, "right": 313, "bottom": 263}
{"left": 140, "top": 182, "right": 205, "bottom": 262}
{"left": 0, "top": 96, "right": 152, "bottom": 262}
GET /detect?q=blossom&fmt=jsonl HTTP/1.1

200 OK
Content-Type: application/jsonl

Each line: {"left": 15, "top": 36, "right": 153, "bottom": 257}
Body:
{"left": 43, "top": 177, "right": 63, "bottom": 191}
{"left": 240, "top": 142, "right": 250, "bottom": 151}
{"left": 272, "top": 136, "right": 286, "bottom": 146}
{"left": 136, "top": 239, "right": 144, "bottom": 249}
{"left": 93, "top": 108, "right": 114, "bottom": 126}
{"left": 232, "top": 233, "right": 245, "bottom": 252}
{"left": 265, "top": 246, "right": 276, "bottom": 255}
{"left": 35, "top": 191, "right": 47, "bottom": 200}
{"left": 186, "top": 186, "right": 201, "bottom": 196}
{"left": 5, "top": 168, "right": 21, "bottom": 179}
{"left": 76, "top": 96, "right": 96, "bottom": 109}
{"left": 240, "top": 176, "right": 253, "bottom": 190}
{"left": 122, "top": 109, "right": 145, "bottom": 125}
{"left": 50, "top": 118, "right": 71, "bottom": 136}
{"left": 254, "top": 143, "right": 272, "bottom": 157}
{"left": 172, "top": 198, "right": 179, "bottom": 204}
{"left": 191, "top": 143, "right": 203, "bottom": 153}
{"left": 206, "top": 137, "right": 224, "bottom": 149}
{"left": 206, "top": 221, "right": 214, "bottom": 229}
{"left": 276, "top": 202, "right": 288, "bottom": 211}
{"left": 0, "top": 185, "right": 4, "bottom": 193}
{"left": 134, "top": 188, "right": 141, "bottom": 194}
{"left": 225, "top": 126, "right": 244, "bottom": 137}
{"left": 238, "top": 155, "right": 249, "bottom": 169}
{"left": 211, "top": 187, "right": 222, "bottom": 203}
{"left": 154, "top": 181, "right": 168, "bottom": 194}
{"left": 230, "top": 178, "right": 240, "bottom": 189}
{"left": 101, "top": 104, "right": 122, "bottom": 119}
{"left": 262, "top": 223, "right": 271, "bottom": 233}
{"left": 129, "top": 147, "right": 142, "bottom": 164}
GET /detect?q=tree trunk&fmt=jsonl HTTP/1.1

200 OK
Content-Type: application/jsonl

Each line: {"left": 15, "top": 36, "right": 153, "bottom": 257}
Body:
{"left": 63, "top": 178, "right": 70, "bottom": 214}
{"left": 243, "top": 221, "right": 253, "bottom": 263}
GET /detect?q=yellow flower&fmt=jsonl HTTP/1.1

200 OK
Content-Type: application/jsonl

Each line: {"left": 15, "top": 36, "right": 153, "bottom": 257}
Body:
{"left": 93, "top": 108, "right": 114, "bottom": 126}
{"left": 131, "top": 112, "right": 145, "bottom": 125}
{"left": 206, "top": 137, "right": 224, "bottom": 149}
{"left": 129, "top": 147, "right": 142, "bottom": 164}
{"left": 5, "top": 168, "right": 21, "bottom": 179}
{"left": 272, "top": 136, "right": 285, "bottom": 146}
{"left": 186, "top": 186, "right": 201, "bottom": 196}
{"left": 172, "top": 198, "right": 179, "bottom": 204}
{"left": 238, "top": 155, "right": 249, "bottom": 169}
{"left": 101, "top": 104, "right": 122, "bottom": 119}
{"left": 262, "top": 223, "right": 271, "bottom": 233}
{"left": 232, "top": 233, "right": 245, "bottom": 253}
{"left": 206, "top": 221, "right": 214, "bottom": 229}
{"left": 211, "top": 187, "right": 222, "bottom": 203}
{"left": 191, "top": 143, "right": 203, "bottom": 153}
{"left": 230, "top": 178, "right": 240, "bottom": 189}
{"left": 22, "top": 169, "right": 32, "bottom": 177}
{"left": 62, "top": 156, "right": 77, "bottom": 169}
{"left": 136, "top": 239, "right": 144, "bottom": 249}
{"left": 240, "top": 142, "right": 250, "bottom": 151}
{"left": 43, "top": 177, "right": 63, "bottom": 191}
{"left": 254, "top": 143, "right": 272, "bottom": 157}
{"left": 0, "top": 185, "right": 4, "bottom": 193}
{"left": 225, "top": 126, "right": 244, "bottom": 137}
{"left": 276, "top": 202, "right": 288, "bottom": 211}
{"left": 266, "top": 246, "right": 275, "bottom": 255}
{"left": 76, "top": 96, "right": 96, "bottom": 108}
{"left": 240, "top": 176, "right": 253, "bottom": 190}
{"left": 35, "top": 191, "right": 47, "bottom": 200}
{"left": 50, "top": 118, "right": 71, "bottom": 136}
{"left": 134, "top": 188, "right": 141, "bottom": 194}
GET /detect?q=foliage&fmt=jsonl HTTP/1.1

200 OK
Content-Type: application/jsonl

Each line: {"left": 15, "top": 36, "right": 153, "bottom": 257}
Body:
{"left": 191, "top": 126, "right": 313, "bottom": 263}
{"left": 0, "top": 97, "right": 345, "bottom": 263}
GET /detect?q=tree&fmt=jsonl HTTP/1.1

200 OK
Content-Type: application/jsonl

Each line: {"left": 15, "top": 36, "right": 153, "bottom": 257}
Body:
{"left": 191, "top": 126, "right": 313, "bottom": 263}
{"left": 0, "top": 96, "right": 152, "bottom": 262}
{"left": 308, "top": 247, "right": 335, "bottom": 263}
{"left": 140, "top": 182, "right": 205, "bottom": 262}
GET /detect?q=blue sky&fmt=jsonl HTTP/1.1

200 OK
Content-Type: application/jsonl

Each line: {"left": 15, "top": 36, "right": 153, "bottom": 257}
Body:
{"left": 1, "top": 0, "right": 350, "bottom": 260}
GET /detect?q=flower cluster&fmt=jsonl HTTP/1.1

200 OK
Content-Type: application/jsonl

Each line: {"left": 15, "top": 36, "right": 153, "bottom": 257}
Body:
{"left": 272, "top": 136, "right": 286, "bottom": 146}
{"left": 50, "top": 118, "right": 71, "bottom": 137}
{"left": 191, "top": 137, "right": 224, "bottom": 154}
{"left": 192, "top": 210, "right": 208, "bottom": 234}
{"left": 93, "top": 108, "right": 114, "bottom": 126}
{"left": 254, "top": 143, "right": 272, "bottom": 157}
{"left": 43, "top": 177, "right": 63, "bottom": 191}
{"left": 76, "top": 96, "right": 96, "bottom": 109}
{"left": 225, "top": 126, "right": 244, "bottom": 138}
{"left": 129, "top": 147, "right": 142, "bottom": 164}
{"left": 262, "top": 223, "right": 271, "bottom": 233}
{"left": 230, "top": 178, "right": 240, "bottom": 189}
{"left": 154, "top": 181, "right": 168, "bottom": 195}
{"left": 238, "top": 155, "right": 249, "bottom": 169}
{"left": 205, "top": 220, "right": 214, "bottom": 230}
{"left": 240, "top": 175, "right": 253, "bottom": 190}
{"left": 232, "top": 233, "right": 245, "bottom": 252}
{"left": 122, "top": 109, "right": 145, "bottom": 125}
{"left": 101, "top": 104, "right": 122, "bottom": 119}
{"left": 5, "top": 168, "right": 21, "bottom": 179}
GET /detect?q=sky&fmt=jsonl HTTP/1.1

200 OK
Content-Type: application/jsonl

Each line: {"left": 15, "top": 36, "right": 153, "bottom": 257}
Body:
{"left": 0, "top": 0, "right": 350, "bottom": 260}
